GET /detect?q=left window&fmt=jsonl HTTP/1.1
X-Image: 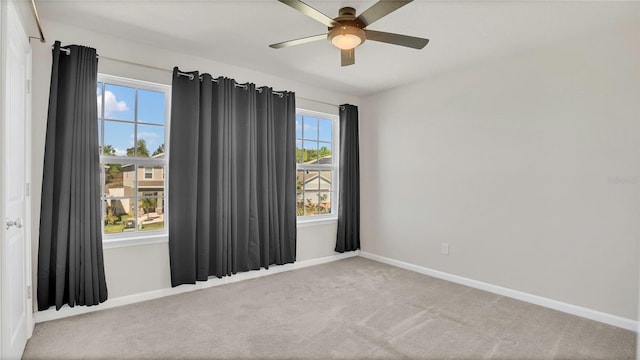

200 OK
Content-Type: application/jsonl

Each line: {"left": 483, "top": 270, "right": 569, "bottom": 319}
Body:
{"left": 97, "top": 74, "right": 170, "bottom": 237}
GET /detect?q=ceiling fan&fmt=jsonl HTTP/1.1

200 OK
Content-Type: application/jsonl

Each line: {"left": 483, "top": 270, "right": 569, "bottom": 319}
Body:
{"left": 269, "top": 0, "right": 429, "bottom": 66}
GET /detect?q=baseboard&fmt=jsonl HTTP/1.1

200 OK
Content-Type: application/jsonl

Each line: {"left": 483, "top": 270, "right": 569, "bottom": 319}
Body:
{"left": 358, "top": 251, "right": 637, "bottom": 332}
{"left": 34, "top": 251, "right": 359, "bottom": 324}
{"left": 35, "top": 250, "right": 634, "bottom": 332}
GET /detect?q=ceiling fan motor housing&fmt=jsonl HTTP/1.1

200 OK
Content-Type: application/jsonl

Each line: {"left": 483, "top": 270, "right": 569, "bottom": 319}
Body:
{"left": 327, "top": 7, "right": 366, "bottom": 49}
{"left": 337, "top": 7, "right": 357, "bottom": 19}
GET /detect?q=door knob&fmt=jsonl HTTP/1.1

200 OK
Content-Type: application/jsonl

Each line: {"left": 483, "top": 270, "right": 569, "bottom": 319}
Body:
{"left": 6, "top": 218, "right": 23, "bottom": 230}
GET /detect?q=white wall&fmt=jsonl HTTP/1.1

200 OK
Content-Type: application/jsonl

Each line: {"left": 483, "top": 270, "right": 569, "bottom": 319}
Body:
{"left": 30, "top": 21, "right": 358, "bottom": 300}
{"left": 360, "top": 20, "right": 640, "bottom": 320}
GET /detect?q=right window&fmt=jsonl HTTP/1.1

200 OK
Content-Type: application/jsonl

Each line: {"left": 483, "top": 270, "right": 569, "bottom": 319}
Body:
{"left": 296, "top": 110, "right": 339, "bottom": 219}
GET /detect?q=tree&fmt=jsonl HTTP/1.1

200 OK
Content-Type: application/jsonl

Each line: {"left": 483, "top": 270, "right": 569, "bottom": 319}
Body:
{"left": 319, "top": 193, "right": 329, "bottom": 214}
{"left": 138, "top": 197, "right": 157, "bottom": 219}
{"left": 296, "top": 177, "right": 303, "bottom": 193}
{"left": 127, "top": 139, "right": 150, "bottom": 157}
{"left": 319, "top": 146, "right": 331, "bottom": 158}
{"left": 152, "top": 143, "right": 164, "bottom": 156}
{"left": 295, "top": 148, "right": 331, "bottom": 163}
{"left": 105, "top": 164, "right": 123, "bottom": 186}
{"left": 104, "top": 201, "right": 120, "bottom": 225}
{"left": 100, "top": 144, "right": 116, "bottom": 156}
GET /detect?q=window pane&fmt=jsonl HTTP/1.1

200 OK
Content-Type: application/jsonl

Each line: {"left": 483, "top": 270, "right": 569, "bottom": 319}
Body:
{"left": 138, "top": 124, "right": 164, "bottom": 158}
{"left": 302, "top": 116, "right": 318, "bottom": 141}
{"left": 104, "top": 163, "right": 134, "bottom": 197}
{"left": 295, "top": 115, "right": 303, "bottom": 139}
{"left": 97, "top": 83, "right": 103, "bottom": 118}
{"left": 296, "top": 169, "right": 305, "bottom": 193}
{"left": 297, "top": 169, "right": 313, "bottom": 216}
{"left": 319, "top": 170, "right": 333, "bottom": 214}
{"left": 318, "top": 118, "right": 332, "bottom": 142}
{"left": 137, "top": 165, "right": 165, "bottom": 200}
{"left": 104, "top": 198, "right": 136, "bottom": 233}
{"left": 319, "top": 191, "right": 331, "bottom": 214}
{"left": 137, "top": 89, "right": 165, "bottom": 124}
{"left": 139, "top": 196, "right": 165, "bottom": 232}
{"left": 104, "top": 121, "right": 134, "bottom": 157}
{"left": 318, "top": 142, "right": 332, "bottom": 164}
{"left": 103, "top": 84, "right": 134, "bottom": 121}
{"left": 296, "top": 199, "right": 305, "bottom": 216}
{"left": 296, "top": 140, "right": 303, "bottom": 163}
{"left": 303, "top": 170, "right": 321, "bottom": 191}
{"left": 303, "top": 190, "right": 320, "bottom": 216}
{"left": 303, "top": 141, "right": 318, "bottom": 163}
{"left": 319, "top": 170, "right": 333, "bottom": 191}
{"left": 98, "top": 120, "right": 103, "bottom": 154}
{"left": 303, "top": 170, "right": 320, "bottom": 216}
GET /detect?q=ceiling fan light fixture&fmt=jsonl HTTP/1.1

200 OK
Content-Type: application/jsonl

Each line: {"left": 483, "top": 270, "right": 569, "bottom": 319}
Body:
{"left": 328, "top": 26, "right": 365, "bottom": 50}
{"left": 271, "top": 0, "right": 429, "bottom": 66}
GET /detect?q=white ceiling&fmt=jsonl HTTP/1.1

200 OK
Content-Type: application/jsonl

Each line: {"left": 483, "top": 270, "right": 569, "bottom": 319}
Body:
{"left": 29, "top": 0, "right": 640, "bottom": 96}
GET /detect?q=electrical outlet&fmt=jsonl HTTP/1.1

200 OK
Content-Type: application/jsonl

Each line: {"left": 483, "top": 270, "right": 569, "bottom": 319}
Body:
{"left": 441, "top": 243, "right": 449, "bottom": 255}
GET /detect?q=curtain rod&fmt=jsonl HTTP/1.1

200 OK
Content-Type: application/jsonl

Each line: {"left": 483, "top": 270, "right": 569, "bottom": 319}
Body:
{"left": 28, "top": 0, "right": 46, "bottom": 43}
{"left": 56, "top": 46, "right": 339, "bottom": 106}
{"left": 175, "top": 72, "right": 287, "bottom": 97}
{"left": 296, "top": 97, "right": 340, "bottom": 108}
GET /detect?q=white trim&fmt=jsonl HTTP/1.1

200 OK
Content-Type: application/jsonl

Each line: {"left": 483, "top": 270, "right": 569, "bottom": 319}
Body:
{"left": 1, "top": 3, "right": 33, "bottom": 357}
{"left": 34, "top": 251, "right": 359, "bottom": 323}
{"left": 97, "top": 73, "right": 170, "bottom": 242}
{"left": 297, "top": 217, "right": 337, "bottom": 228}
{"left": 102, "top": 234, "right": 167, "bottom": 249}
{"left": 98, "top": 73, "right": 170, "bottom": 93}
{"left": 23, "top": 30, "right": 33, "bottom": 340}
{"left": 35, "top": 249, "right": 635, "bottom": 332}
{"left": 295, "top": 108, "right": 339, "bottom": 220}
{"left": 358, "top": 251, "right": 637, "bottom": 332}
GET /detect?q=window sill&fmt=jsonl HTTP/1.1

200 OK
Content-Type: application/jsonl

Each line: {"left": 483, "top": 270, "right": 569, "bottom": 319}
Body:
{"left": 297, "top": 217, "right": 338, "bottom": 228}
{"left": 103, "top": 233, "right": 168, "bottom": 250}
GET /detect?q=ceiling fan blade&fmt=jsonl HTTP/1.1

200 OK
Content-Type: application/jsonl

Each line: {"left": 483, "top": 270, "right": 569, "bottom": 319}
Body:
{"left": 356, "top": 0, "right": 412, "bottom": 27}
{"left": 269, "top": 34, "right": 327, "bottom": 49}
{"left": 365, "top": 29, "right": 429, "bottom": 49}
{"left": 341, "top": 49, "right": 355, "bottom": 66}
{"left": 278, "top": 0, "right": 338, "bottom": 27}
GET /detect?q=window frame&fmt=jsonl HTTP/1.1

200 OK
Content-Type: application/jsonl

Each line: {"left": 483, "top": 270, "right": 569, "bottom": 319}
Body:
{"left": 296, "top": 108, "right": 339, "bottom": 224}
{"left": 97, "top": 74, "right": 171, "bottom": 243}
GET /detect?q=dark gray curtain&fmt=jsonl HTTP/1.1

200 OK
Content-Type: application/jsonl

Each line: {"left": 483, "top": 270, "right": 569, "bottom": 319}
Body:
{"left": 38, "top": 41, "right": 107, "bottom": 311}
{"left": 169, "top": 68, "right": 297, "bottom": 286}
{"left": 335, "top": 104, "right": 360, "bottom": 252}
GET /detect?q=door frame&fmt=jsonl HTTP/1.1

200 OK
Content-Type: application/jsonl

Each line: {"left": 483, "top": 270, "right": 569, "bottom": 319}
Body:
{"left": 0, "top": 0, "right": 34, "bottom": 357}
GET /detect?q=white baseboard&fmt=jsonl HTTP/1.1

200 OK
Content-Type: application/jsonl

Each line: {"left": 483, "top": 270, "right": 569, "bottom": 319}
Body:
{"left": 34, "top": 251, "right": 359, "bottom": 324}
{"left": 358, "top": 251, "right": 637, "bottom": 332}
{"left": 35, "top": 250, "right": 635, "bottom": 332}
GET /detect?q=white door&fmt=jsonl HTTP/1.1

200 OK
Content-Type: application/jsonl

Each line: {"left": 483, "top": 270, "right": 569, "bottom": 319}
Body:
{"left": 1, "top": 1, "right": 32, "bottom": 359}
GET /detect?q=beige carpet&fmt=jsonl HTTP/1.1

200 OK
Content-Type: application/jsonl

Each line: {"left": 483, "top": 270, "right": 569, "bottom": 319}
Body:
{"left": 23, "top": 257, "right": 635, "bottom": 359}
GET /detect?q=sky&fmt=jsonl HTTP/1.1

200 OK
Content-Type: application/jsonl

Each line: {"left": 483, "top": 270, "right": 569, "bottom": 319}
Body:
{"left": 97, "top": 83, "right": 165, "bottom": 157}
{"left": 296, "top": 114, "right": 333, "bottom": 160}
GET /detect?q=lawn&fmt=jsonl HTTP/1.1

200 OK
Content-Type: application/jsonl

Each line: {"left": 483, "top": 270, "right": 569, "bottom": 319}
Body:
{"left": 104, "top": 213, "right": 164, "bottom": 233}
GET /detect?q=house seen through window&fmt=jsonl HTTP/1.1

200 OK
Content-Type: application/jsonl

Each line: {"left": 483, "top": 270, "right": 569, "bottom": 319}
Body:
{"left": 296, "top": 110, "right": 338, "bottom": 219}
{"left": 98, "top": 75, "right": 170, "bottom": 236}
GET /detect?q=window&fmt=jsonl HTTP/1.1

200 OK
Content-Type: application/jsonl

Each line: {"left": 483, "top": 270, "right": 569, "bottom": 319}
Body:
{"left": 296, "top": 110, "right": 339, "bottom": 219}
{"left": 98, "top": 74, "right": 170, "bottom": 236}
